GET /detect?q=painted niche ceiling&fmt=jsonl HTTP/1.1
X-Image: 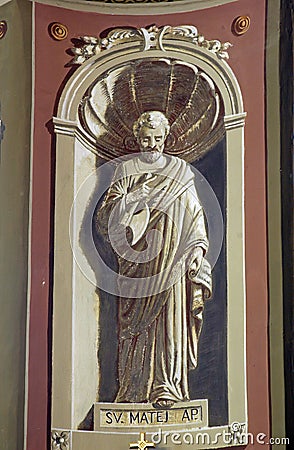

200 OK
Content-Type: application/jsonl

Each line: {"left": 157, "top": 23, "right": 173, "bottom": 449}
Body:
{"left": 79, "top": 58, "right": 225, "bottom": 162}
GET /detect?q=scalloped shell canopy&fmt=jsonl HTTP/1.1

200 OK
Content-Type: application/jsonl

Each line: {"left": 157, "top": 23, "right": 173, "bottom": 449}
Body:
{"left": 79, "top": 58, "right": 225, "bottom": 162}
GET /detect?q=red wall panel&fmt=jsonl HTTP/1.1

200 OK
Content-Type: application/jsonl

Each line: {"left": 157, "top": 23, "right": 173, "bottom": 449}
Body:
{"left": 28, "top": 0, "right": 268, "bottom": 448}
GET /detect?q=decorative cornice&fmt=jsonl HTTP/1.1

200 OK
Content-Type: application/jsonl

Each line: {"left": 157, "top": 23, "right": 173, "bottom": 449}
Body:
{"left": 70, "top": 25, "right": 232, "bottom": 64}
{"left": 32, "top": 0, "right": 239, "bottom": 15}
{"left": 53, "top": 117, "right": 77, "bottom": 136}
{"left": 224, "top": 112, "right": 247, "bottom": 130}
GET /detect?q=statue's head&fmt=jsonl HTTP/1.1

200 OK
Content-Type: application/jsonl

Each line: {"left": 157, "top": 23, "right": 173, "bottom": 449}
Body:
{"left": 133, "top": 111, "right": 170, "bottom": 162}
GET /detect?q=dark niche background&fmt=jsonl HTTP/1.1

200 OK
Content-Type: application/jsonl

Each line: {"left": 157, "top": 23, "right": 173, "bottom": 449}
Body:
{"left": 93, "top": 136, "right": 227, "bottom": 427}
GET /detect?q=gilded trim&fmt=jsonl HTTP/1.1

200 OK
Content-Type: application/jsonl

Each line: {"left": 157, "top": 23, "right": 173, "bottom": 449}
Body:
{"left": 232, "top": 16, "right": 251, "bottom": 36}
{"left": 49, "top": 22, "right": 68, "bottom": 41}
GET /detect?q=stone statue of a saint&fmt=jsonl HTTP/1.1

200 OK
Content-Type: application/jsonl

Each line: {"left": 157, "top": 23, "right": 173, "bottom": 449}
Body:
{"left": 95, "top": 111, "right": 212, "bottom": 408}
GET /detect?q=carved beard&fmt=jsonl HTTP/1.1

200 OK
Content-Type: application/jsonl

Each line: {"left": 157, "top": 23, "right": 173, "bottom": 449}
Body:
{"left": 140, "top": 150, "right": 163, "bottom": 163}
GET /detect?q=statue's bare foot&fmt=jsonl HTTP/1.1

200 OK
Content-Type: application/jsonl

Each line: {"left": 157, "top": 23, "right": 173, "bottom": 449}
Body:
{"left": 153, "top": 399, "right": 175, "bottom": 409}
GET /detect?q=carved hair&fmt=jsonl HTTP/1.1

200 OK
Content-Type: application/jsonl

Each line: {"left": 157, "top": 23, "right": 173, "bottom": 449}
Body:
{"left": 133, "top": 111, "right": 170, "bottom": 138}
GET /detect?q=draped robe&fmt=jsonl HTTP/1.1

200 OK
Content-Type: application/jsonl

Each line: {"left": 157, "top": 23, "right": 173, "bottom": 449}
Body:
{"left": 95, "top": 155, "right": 211, "bottom": 403}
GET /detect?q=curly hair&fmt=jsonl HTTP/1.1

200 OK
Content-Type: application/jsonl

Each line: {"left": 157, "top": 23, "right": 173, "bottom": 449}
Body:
{"left": 133, "top": 111, "right": 170, "bottom": 139}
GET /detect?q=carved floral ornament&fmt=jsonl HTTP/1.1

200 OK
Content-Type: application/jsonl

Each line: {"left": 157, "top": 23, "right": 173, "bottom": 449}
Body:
{"left": 70, "top": 25, "right": 232, "bottom": 65}
{"left": 51, "top": 431, "right": 70, "bottom": 450}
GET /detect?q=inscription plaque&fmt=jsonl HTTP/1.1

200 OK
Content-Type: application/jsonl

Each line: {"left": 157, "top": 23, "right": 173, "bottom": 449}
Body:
{"left": 94, "top": 400, "right": 208, "bottom": 431}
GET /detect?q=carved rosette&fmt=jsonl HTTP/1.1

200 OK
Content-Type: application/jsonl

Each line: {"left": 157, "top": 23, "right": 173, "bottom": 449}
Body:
{"left": 49, "top": 22, "right": 68, "bottom": 41}
{"left": 70, "top": 25, "right": 232, "bottom": 64}
{"left": 51, "top": 430, "right": 70, "bottom": 450}
{"left": 232, "top": 16, "right": 251, "bottom": 35}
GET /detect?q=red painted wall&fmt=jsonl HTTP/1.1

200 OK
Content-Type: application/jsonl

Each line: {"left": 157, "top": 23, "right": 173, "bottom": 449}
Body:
{"left": 28, "top": 0, "right": 268, "bottom": 448}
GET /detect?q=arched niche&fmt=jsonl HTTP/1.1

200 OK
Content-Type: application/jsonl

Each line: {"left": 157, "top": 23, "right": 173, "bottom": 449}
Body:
{"left": 51, "top": 26, "right": 247, "bottom": 449}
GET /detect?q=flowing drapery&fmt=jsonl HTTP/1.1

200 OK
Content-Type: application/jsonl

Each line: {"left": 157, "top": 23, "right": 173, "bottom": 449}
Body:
{"left": 95, "top": 155, "right": 211, "bottom": 403}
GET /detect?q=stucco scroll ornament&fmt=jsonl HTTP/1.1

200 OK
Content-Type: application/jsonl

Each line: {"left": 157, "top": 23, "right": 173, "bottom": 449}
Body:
{"left": 70, "top": 25, "right": 232, "bottom": 65}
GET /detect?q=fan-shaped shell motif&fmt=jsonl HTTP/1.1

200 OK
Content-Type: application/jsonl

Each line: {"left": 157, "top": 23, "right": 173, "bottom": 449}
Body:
{"left": 79, "top": 58, "right": 225, "bottom": 162}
